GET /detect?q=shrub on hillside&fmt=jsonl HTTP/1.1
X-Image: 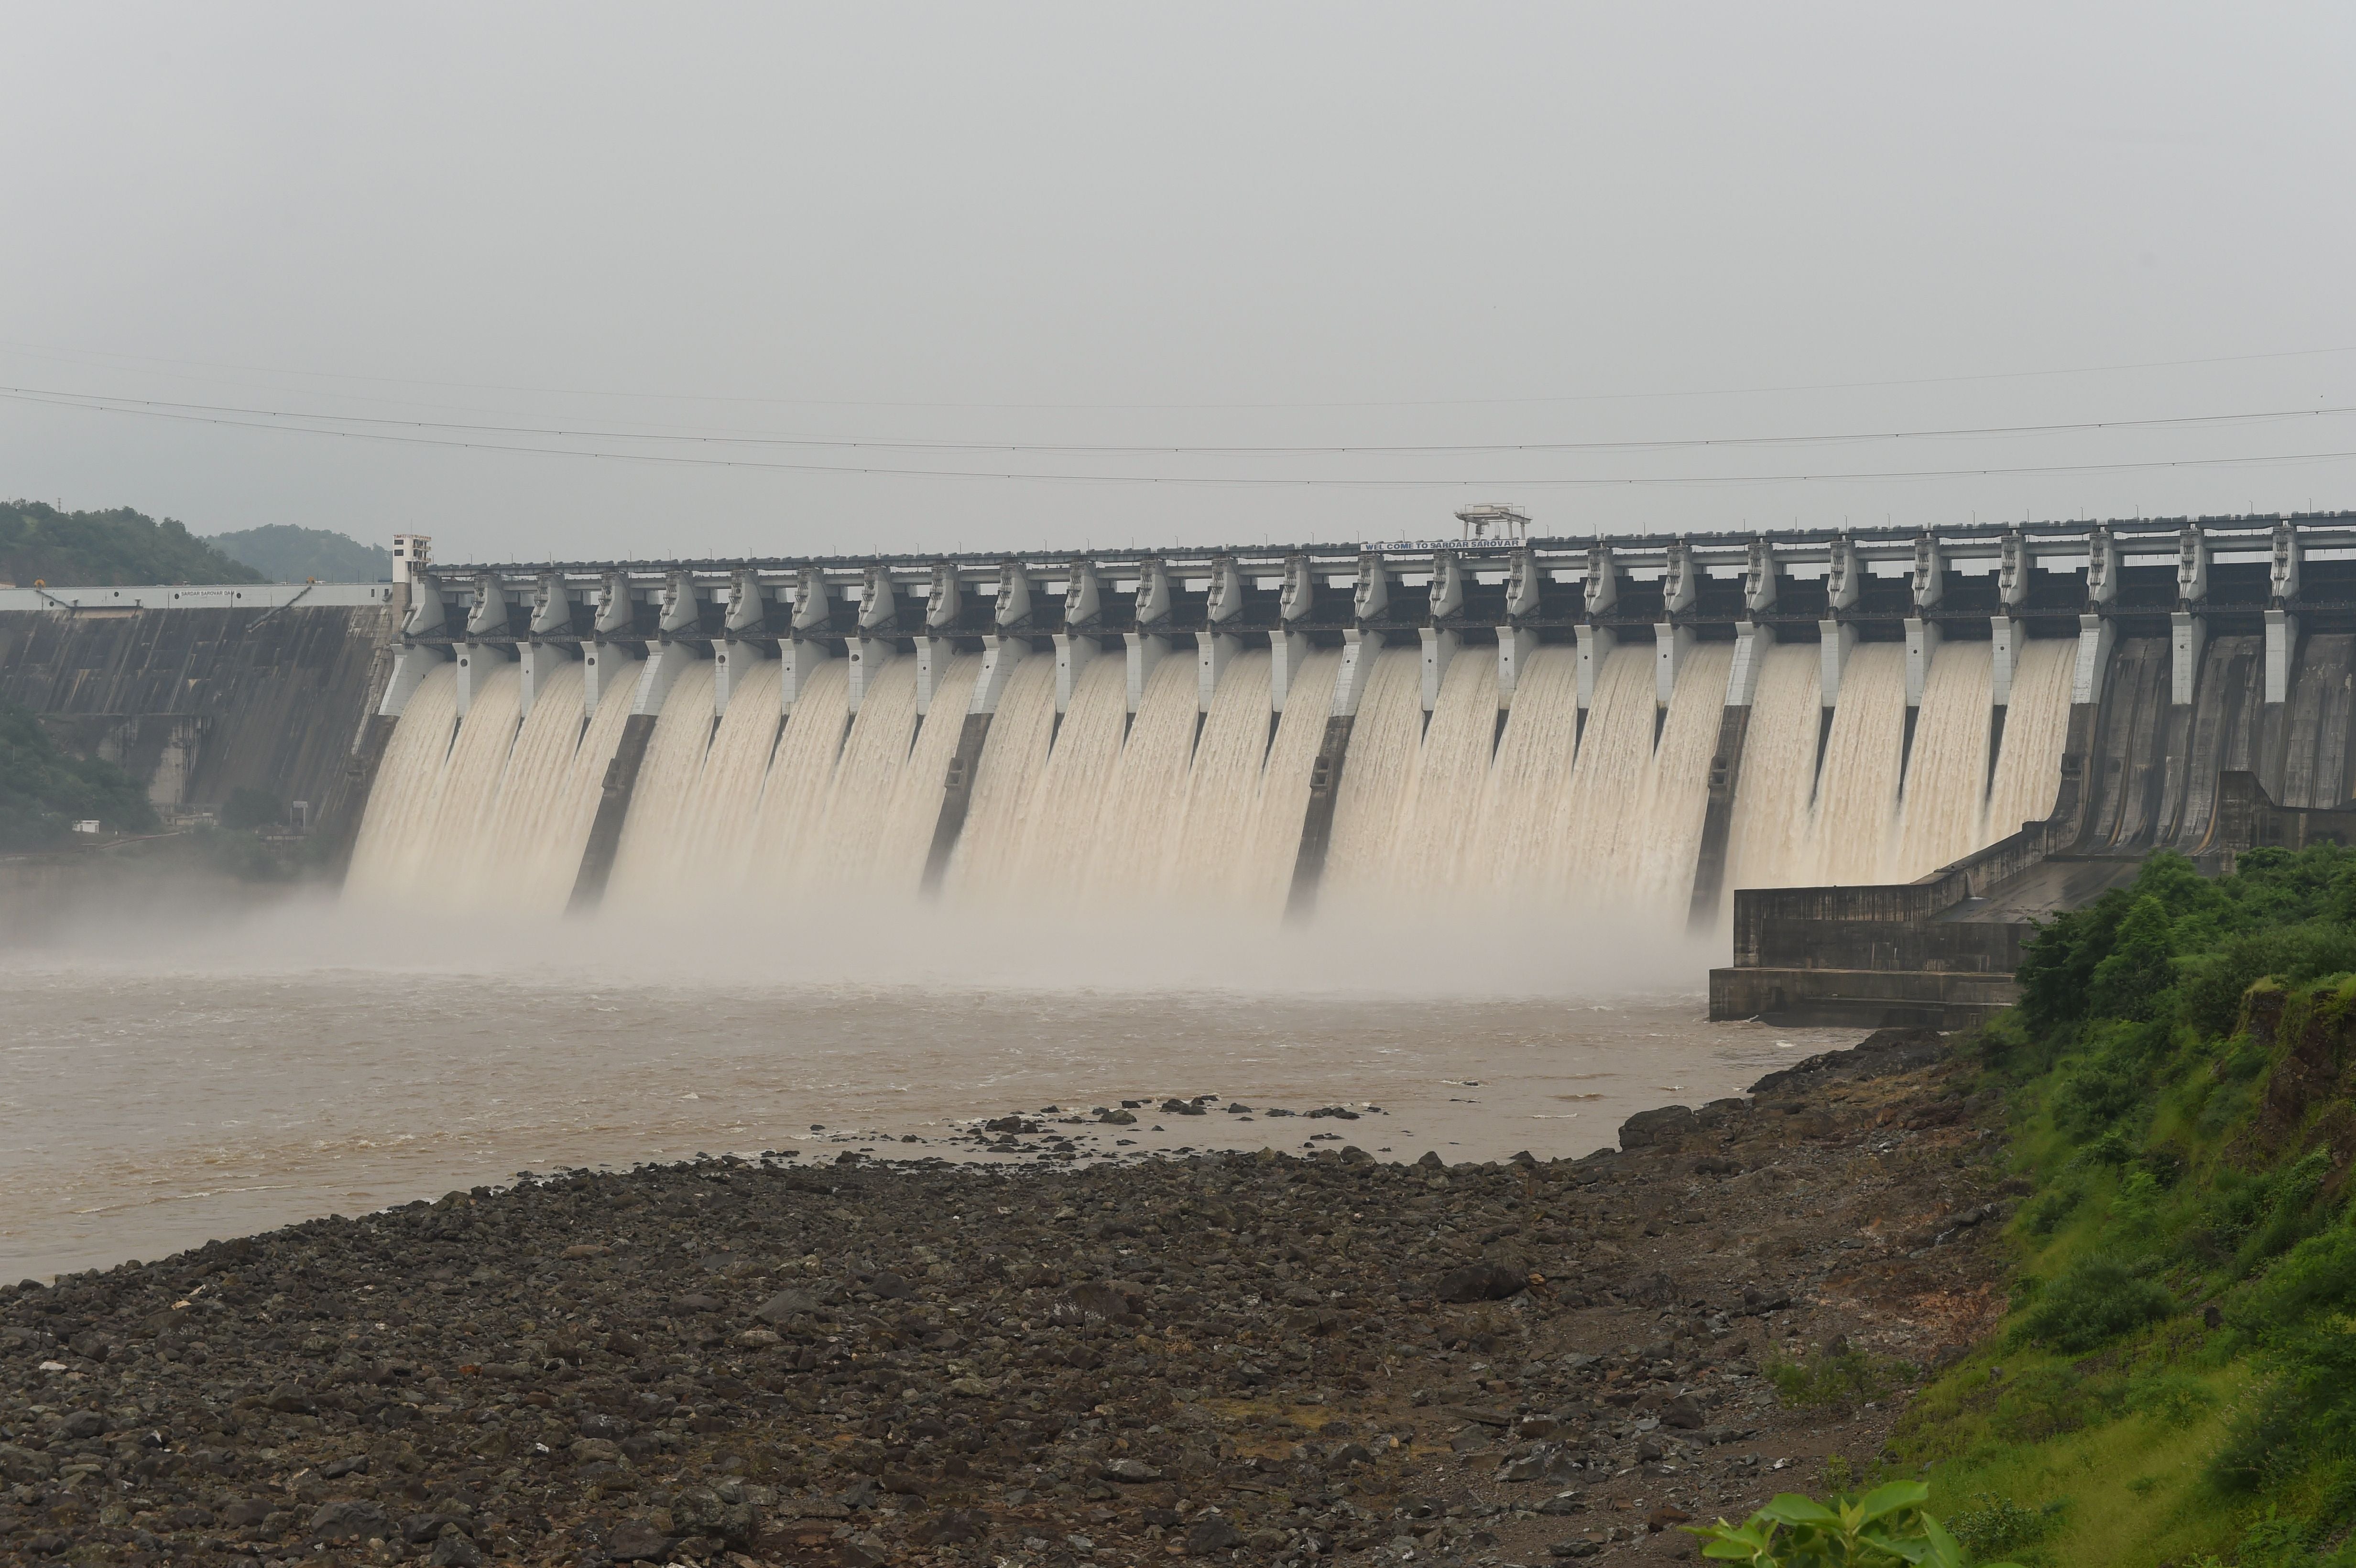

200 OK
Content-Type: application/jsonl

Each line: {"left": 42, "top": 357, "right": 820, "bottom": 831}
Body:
{"left": 2009, "top": 1254, "right": 2173, "bottom": 1353}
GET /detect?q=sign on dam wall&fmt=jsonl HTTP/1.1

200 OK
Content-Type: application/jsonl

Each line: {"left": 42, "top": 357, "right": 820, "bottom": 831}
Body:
{"left": 17, "top": 512, "right": 2356, "bottom": 1019}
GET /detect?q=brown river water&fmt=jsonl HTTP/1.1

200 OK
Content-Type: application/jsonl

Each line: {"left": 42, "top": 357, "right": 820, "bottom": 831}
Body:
{"left": 0, "top": 891, "right": 1856, "bottom": 1281}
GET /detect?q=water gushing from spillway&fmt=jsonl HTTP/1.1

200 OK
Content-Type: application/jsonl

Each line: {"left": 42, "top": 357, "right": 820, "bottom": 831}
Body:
{"left": 348, "top": 635, "right": 2079, "bottom": 924}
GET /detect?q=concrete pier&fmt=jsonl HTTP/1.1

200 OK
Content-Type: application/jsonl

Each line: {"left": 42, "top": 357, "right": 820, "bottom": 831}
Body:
{"left": 1270, "top": 554, "right": 1314, "bottom": 715}
{"left": 712, "top": 566, "right": 773, "bottom": 716}
{"left": 1686, "top": 540, "right": 1779, "bottom": 930}
{"left": 1814, "top": 535, "right": 1860, "bottom": 794}
{"left": 1284, "top": 554, "right": 1392, "bottom": 917}
{"left": 1127, "top": 558, "right": 1174, "bottom": 715}
{"left": 918, "top": 561, "right": 1037, "bottom": 894}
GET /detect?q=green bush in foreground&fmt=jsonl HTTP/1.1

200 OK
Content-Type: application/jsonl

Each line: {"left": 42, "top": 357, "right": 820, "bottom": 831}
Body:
{"left": 1691, "top": 1482, "right": 2023, "bottom": 1567}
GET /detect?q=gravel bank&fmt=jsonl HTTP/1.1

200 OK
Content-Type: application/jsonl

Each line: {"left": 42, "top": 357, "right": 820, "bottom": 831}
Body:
{"left": 0, "top": 1029, "right": 2012, "bottom": 1568}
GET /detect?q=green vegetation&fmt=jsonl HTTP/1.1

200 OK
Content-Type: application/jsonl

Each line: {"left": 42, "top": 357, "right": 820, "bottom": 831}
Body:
{"left": 1692, "top": 1481, "right": 2022, "bottom": 1566}
{"left": 0, "top": 698, "right": 157, "bottom": 851}
{"left": 218, "top": 785, "right": 285, "bottom": 831}
{"left": 1888, "top": 846, "right": 2356, "bottom": 1565}
{"left": 0, "top": 500, "right": 259, "bottom": 587}
{"left": 1767, "top": 1344, "right": 1914, "bottom": 1408}
{"left": 206, "top": 522, "right": 390, "bottom": 581}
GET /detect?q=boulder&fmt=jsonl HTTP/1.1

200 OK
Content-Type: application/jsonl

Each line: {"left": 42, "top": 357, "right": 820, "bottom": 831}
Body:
{"left": 753, "top": 1287, "right": 830, "bottom": 1323}
{"left": 1436, "top": 1260, "right": 1527, "bottom": 1303}
{"left": 428, "top": 1531, "right": 484, "bottom": 1568}
{"left": 307, "top": 1499, "right": 391, "bottom": 1544}
{"left": 672, "top": 1483, "right": 756, "bottom": 1543}
{"left": 1185, "top": 1516, "right": 1245, "bottom": 1555}
{"left": 604, "top": 1522, "right": 673, "bottom": 1561}
{"left": 1618, "top": 1105, "right": 1698, "bottom": 1149}
{"left": 1102, "top": 1458, "right": 1164, "bottom": 1482}
{"left": 910, "top": 1509, "right": 989, "bottom": 1546}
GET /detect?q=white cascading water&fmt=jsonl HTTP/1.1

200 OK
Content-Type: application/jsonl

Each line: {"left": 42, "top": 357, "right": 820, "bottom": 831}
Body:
{"left": 426, "top": 666, "right": 526, "bottom": 879}
{"left": 538, "top": 668, "right": 644, "bottom": 906}
{"left": 1235, "top": 650, "right": 1342, "bottom": 915}
{"left": 941, "top": 655, "right": 1059, "bottom": 898}
{"left": 1167, "top": 651, "right": 1276, "bottom": 906}
{"left": 452, "top": 663, "right": 600, "bottom": 909}
{"left": 348, "top": 629, "right": 2079, "bottom": 925}
{"left": 745, "top": 659, "right": 851, "bottom": 882}
{"left": 604, "top": 664, "right": 719, "bottom": 900}
{"left": 1986, "top": 639, "right": 2075, "bottom": 835}
{"left": 1640, "top": 644, "right": 1740, "bottom": 910}
{"left": 1078, "top": 653, "right": 1202, "bottom": 902}
{"left": 1322, "top": 649, "right": 1429, "bottom": 896}
{"left": 1382, "top": 651, "right": 1503, "bottom": 899}
{"left": 1721, "top": 644, "right": 1823, "bottom": 894}
{"left": 345, "top": 663, "right": 460, "bottom": 895}
{"left": 1807, "top": 644, "right": 1909, "bottom": 887}
{"left": 1466, "top": 646, "right": 1581, "bottom": 892}
{"left": 873, "top": 654, "right": 984, "bottom": 893}
{"left": 670, "top": 662, "right": 786, "bottom": 894}
{"left": 1891, "top": 643, "right": 1995, "bottom": 880}
{"left": 991, "top": 653, "right": 1129, "bottom": 899}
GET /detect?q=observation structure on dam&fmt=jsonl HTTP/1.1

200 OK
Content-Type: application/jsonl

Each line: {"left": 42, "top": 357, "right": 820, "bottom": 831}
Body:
{"left": 14, "top": 511, "right": 2356, "bottom": 1026}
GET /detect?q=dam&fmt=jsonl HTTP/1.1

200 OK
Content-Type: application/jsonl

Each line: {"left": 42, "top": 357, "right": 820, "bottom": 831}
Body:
{"left": 11, "top": 514, "right": 2356, "bottom": 1022}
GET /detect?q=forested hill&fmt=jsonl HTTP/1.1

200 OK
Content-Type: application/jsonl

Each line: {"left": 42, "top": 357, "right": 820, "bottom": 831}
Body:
{"left": 0, "top": 501, "right": 260, "bottom": 587}
{"left": 206, "top": 523, "right": 391, "bottom": 582}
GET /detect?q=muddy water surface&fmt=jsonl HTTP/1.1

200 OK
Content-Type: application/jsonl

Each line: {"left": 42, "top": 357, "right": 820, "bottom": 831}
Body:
{"left": 0, "top": 967, "right": 1856, "bottom": 1280}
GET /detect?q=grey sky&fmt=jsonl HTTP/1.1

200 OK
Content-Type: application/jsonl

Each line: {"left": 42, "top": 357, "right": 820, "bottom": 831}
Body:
{"left": 4, "top": 2, "right": 2353, "bottom": 565}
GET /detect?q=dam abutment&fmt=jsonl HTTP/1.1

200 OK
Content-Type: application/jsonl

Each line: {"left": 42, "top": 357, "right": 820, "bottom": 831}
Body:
{"left": 0, "top": 583, "right": 403, "bottom": 854}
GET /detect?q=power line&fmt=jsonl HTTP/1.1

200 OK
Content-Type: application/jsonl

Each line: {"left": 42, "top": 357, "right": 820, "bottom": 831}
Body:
{"left": 5, "top": 382, "right": 2354, "bottom": 457}
{"left": 3, "top": 336, "right": 2355, "bottom": 412}
{"left": 8, "top": 385, "right": 2356, "bottom": 489}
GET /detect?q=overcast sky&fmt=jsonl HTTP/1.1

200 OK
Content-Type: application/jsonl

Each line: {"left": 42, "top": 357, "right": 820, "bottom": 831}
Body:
{"left": 4, "top": 3, "right": 2354, "bottom": 564}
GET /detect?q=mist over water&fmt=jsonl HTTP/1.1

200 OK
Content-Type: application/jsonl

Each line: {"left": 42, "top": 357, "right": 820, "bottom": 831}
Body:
{"left": 0, "top": 893, "right": 1847, "bottom": 1283}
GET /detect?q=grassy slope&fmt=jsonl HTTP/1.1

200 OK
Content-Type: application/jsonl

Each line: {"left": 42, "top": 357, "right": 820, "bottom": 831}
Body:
{"left": 1881, "top": 848, "right": 2356, "bottom": 1568}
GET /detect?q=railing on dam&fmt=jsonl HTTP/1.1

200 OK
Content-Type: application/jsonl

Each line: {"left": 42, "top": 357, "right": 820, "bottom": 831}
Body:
{"left": 0, "top": 582, "right": 397, "bottom": 612}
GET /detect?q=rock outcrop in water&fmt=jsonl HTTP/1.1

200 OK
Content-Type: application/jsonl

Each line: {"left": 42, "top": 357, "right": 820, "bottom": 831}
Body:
{"left": 0, "top": 1031, "right": 2012, "bottom": 1567}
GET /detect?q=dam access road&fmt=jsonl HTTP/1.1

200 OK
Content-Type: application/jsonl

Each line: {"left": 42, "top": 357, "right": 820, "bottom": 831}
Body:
{"left": 0, "top": 1030, "right": 2010, "bottom": 1568}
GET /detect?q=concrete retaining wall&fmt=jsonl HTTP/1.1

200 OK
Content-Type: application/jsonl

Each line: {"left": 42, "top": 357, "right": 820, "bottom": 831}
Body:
{"left": 0, "top": 605, "right": 398, "bottom": 843}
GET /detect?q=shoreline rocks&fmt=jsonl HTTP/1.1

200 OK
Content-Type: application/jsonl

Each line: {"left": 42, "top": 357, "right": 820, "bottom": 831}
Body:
{"left": 0, "top": 1031, "right": 2011, "bottom": 1568}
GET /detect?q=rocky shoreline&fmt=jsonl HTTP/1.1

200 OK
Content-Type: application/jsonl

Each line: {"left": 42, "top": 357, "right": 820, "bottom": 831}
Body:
{"left": 0, "top": 1028, "right": 2013, "bottom": 1568}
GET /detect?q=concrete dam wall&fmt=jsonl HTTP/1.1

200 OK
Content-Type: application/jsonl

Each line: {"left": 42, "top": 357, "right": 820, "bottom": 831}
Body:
{"left": 14, "top": 513, "right": 2356, "bottom": 980}
{"left": 336, "top": 514, "right": 2356, "bottom": 938}
{"left": 0, "top": 583, "right": 400, "bottom": 854}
